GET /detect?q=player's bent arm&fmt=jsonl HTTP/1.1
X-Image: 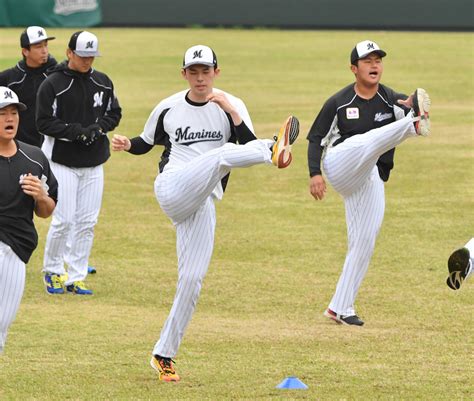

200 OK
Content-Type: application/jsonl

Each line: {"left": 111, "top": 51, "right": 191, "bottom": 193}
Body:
{"left": 36, "top": 81, "right": 83, "bottom": 141}
{"left": 233, "top": 120, "right": 256, "bottom": 144}
{"left": 20, "top": 174, "right": 56, "bottom": 217}
{"left": 227, "top": 109, "right": 242, "bottom": 126}
{"left": 207, "top": 91, "right": 243, "bottom": 125}
{"left": 34, "top": 195, "right": 56, "bottom": 218}
{"left": 97, "top": 92, "right": 122, "bottom": 132}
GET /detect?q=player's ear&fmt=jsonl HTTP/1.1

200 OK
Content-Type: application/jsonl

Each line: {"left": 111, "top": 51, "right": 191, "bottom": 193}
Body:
{"left": 214, "top": 67, "right": 221, "bottom": 77}
{"left": 350, "top": 64, "right": 357, "bottom": 75}
{"left": 181, "top": 69, "right": 187, "bottom": 80}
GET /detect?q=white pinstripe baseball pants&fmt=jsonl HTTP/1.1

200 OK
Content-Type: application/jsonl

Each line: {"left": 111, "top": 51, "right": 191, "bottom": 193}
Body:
{"left": 43, "top": 162, "right": 104, "bottom": 285}
{"left": 0, "top": 242, "right": 26, "bottom": 353}
{"left": 463, "top": 238, "right": 474, "bottom": 281}
{"left": 153, "top": 139, "right": 273, "bottom": 357}
{"left": 325, "top": 114, "right": 417, "bottom": 316}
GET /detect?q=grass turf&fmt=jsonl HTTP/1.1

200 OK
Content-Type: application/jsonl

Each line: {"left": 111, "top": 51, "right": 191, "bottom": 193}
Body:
{"left": 0, "top": 28, "right": 472, "bottom": 400}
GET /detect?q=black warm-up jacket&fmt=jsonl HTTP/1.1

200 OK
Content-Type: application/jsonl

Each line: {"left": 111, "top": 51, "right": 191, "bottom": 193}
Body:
{"left": 36, "top": 61, "right": 122, "bottom": 167}
{"left": 0, "top": 56, "right": 57, "bottom": 147}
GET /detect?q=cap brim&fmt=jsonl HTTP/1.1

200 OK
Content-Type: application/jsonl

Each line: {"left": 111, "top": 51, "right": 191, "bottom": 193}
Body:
{"left": 0, "top": 101, "right": 27, "bottom": 111}
{"left": 74, "top": 50, "right": 101, "bottom": 57}
{"left": 30, "top": 36, "right": 56, "bottom": 45}
{"left": 183, "top": 61, "right": 215, "bottom": 69}
{"left": 359, "top": 49, "right": 387, "bottom": 60}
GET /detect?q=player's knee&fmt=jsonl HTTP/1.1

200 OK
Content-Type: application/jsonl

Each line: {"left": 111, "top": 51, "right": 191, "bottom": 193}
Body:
{"left": 50, "top": 217, "right": 74, "bottom": 234}
{"left": 350, "top": 233, "right": 377, "bottom": 249}
{"left": 179, "top": 273, "right": 204, "bottom": 293}
{"left": 74, "top": 219, "right": 98, "bottom": 234}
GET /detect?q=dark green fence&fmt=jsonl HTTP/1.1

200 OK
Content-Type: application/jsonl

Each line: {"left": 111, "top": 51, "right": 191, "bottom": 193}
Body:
{"left": 1, "top": 0, "right": 472, "bottom": 30}
{"left": 101, "top": 0, "right": 473, "bottom": 30}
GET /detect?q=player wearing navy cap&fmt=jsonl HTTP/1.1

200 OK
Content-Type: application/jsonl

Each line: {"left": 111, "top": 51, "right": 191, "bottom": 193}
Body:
{"left": 0, "top": 87, "right": 57, "bottom": 353}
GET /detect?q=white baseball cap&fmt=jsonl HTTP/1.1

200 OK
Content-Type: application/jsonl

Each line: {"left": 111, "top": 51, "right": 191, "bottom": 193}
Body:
{"left": 350, "top": 40, "right": 387, "bottom": 65}
{"left": 20, "top": 26, "right": 55, "bottom": 48}
{"left": 0, "top": 86, "right": 27, "bottom": 111}
{"left": 68, "top": 31, "right": 101, "bottom": 57}
{"left": 183, "top": 45, "right": 217, "bottom": 69}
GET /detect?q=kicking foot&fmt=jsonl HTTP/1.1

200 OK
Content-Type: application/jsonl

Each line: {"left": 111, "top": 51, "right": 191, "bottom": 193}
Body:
{"left": 271, "top": 115, "right": 300, "bottom": 168}
{"left": 412, "top": 88, "right": 431, "bottom": 136}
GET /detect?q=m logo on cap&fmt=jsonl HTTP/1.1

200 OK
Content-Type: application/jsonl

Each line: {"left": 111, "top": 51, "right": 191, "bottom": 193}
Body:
{"left": 86, "top": 41, "right": 94, "bottom": 49}
{"left": 193, "top": 50, "right": 202, "bottom": 59}
{"left": 38, "top": 30, "right": 44, "bottom": 37}
{"left": 4, "top": 90, "right": 13, "bottom": 99}
{"left": 367, "top": 42, "right": 375, "bottom": 51}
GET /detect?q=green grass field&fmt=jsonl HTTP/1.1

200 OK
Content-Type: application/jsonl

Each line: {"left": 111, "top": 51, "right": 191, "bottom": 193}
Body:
{"left": 0, "top": 28, "right": 472, "bottom": 400}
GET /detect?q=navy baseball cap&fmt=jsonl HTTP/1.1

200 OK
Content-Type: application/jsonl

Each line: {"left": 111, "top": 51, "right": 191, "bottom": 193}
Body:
{"left": 0, "top": 87, "right": 27, "bottom": 111}
{"left": 350, "top": 40, "right": 387, "bottom": 65}
{"left": 20, "top": 26, "right": 55, "bottom": 48}
{"left": 183, "top": 45, "right": 217, "bottom": 69}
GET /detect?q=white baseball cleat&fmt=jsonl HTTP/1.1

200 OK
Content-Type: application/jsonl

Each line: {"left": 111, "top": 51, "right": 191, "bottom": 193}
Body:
{"left": 412, "top": 88, "right": 431, "bottom": 136}
{"left": 271, "top": 115, "right": 300, "bottom": 168}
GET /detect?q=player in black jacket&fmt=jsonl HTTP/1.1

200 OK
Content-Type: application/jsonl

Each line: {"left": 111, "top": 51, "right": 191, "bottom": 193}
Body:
{"left": 0, "top": 86, "right": 57, "bottom": 353}
{"left": 0, "top": 26, "right": 57, "bottom": 147}
{"left": 36, "top": 31, "right": 121, "bottom": 295}
{"left": 307, "top": 40, "right": 431, "bottom": 326}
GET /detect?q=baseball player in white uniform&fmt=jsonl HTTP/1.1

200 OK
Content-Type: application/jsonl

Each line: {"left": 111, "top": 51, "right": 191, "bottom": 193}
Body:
{"left": 307, "top": 40, "right": 431, "bottom": 326}
{"left": 112, "top": 44, "right": 299, "bottom": 381}
{"left": 0, "top": 87, "right": 57, "bottom": 353}
{"left": 446, "top": 238, "right": 474, "bottom": 290}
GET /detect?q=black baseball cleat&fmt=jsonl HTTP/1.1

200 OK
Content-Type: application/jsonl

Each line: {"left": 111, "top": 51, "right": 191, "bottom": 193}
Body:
{"left": 324, "top": 308, "right": 364, "bottom": 326}
{"left": 446, "top": 247, "right": 471, "bottom": 290}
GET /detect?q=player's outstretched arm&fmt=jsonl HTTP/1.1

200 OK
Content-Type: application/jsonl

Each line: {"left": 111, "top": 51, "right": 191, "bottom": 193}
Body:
{"left": 309, "top": 174, "right": 327, "bottom": 201}
{"left": 112, "top": 134, "right": 131, "bottom": 152}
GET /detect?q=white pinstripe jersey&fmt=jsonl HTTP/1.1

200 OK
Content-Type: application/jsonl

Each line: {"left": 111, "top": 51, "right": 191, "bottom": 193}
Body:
{"left": 140, "top": 89, "right": 254, "bottom": 199}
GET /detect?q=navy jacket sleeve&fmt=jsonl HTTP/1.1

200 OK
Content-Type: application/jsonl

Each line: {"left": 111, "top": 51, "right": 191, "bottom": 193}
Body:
{"left": 96, "top": 78, "right": 122, "bottom": 133}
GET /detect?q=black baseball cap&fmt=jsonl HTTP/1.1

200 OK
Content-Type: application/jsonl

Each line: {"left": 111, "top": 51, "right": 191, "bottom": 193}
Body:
{"left": 20, "top": 26, "right": 55, "bottom": 48}
{"left": 350, "top": 40, "right": 387, "bottom": 65}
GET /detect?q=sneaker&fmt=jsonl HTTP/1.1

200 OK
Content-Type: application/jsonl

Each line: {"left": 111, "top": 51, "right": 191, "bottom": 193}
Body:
{"left": 150, "top": 355, "right": 180, "bottom": 382}
{"left": 44, "top": 273, "right": 64, "bottom": 295}
{"left": 87, "top": 266, "right": 97, "bottom": 274}
{"left": 324, "top": 308, "right": 364, "bottom": 326}
{"left": 66, "top": 281, "right": 93, "bottom": 295}
{"left": 446, "top": 247, "right": 471, "bottom": 290}
{"left": 412, "top": 88, "right": 431, "bottom": 136}
{"left": 271, "top": 115, "right": 300, "bottom": 168}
